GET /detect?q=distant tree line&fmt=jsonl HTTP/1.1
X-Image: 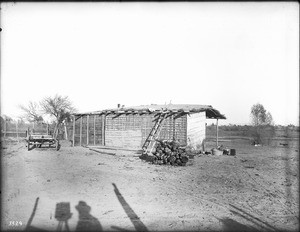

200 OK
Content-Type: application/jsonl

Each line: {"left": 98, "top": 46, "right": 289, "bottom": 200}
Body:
{"left": 207, "top": 103, "right": 298, "bottom": 145}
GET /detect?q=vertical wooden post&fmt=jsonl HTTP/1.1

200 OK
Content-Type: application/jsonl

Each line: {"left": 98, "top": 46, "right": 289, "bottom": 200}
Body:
{"left": 93, "top": 115, "right": 96, "bottom": 145}
{"left": 87, "top": 115, "right": 89, "bottom": 145}
{"left": 133, "top": 114, "right": 135, "bottom": 128}
{"left": 16, "top": 121, "right": 19, "bottom": 142}
{"left": 172, "top": 115, "right": 176, "bottom": 141}
{"left": 72, "top": 116, "right": 75, "bottom": 147}
{"left": 216, "top": 118, "right": 219, "bottom": 147}
{"left": 4, "top": 119, "right": 6, "bottom": 138}
{"left": 101, "top": 115, "right": 106, "bottom": 146}
{"left": 64, "top": 121, "right": 68, "bottom": 140}
{"left": 79, "top": 116, "right": 82, "bottom": 146}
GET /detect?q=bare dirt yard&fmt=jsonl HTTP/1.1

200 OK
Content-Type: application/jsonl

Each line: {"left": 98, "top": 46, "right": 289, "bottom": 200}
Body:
{"left": 1, "top": 137, "right": 299, "bottom": 231}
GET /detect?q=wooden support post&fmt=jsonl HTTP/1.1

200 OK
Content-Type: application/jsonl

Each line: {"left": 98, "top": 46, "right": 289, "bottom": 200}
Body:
{"left": 64, "top": 122, "right": 68, "bottom": 140}
{"left": 86, "top": 115, "right": 89, "bottom": 145}
{"left": 16, "top": 121, "right": 19, "bottom": 142}
{"left": 173, "top": 115, "right": 176, "bottom": 141}
{"left": 72, "top": 116, "right": 75, "bottom": 147}
{"left": 101, "top": 115, "right": 106, "bottom": 146}
{"left": 216, "top": 118, "right": 219, "bottom": 147}
{"left": 133, "top": 115, "right": 135, "bottom": 128}
{"left": 93, "top": 115, "right": 96, "bottom": 145}
{"left": 79, "top": 116, "right": 82, "bottom": 146}
{"left": 4, "top": 120, "right": 6, "bottom": 138}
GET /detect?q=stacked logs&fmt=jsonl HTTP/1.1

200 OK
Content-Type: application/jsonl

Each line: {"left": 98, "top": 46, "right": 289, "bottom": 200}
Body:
{"left": 151, "top": 140, "right": 189, "bottom": 166}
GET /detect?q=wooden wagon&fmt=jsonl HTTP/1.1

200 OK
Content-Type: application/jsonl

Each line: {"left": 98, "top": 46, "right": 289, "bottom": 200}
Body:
{"left": 27, "top": 134, "right": 60, "bottom": 151}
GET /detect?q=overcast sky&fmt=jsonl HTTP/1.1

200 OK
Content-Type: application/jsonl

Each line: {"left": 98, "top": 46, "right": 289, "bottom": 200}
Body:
{"left": 1, "top": 2, "right": 299, "bottom": 125}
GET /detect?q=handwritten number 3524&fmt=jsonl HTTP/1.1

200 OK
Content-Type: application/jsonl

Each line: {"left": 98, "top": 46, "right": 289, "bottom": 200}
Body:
{"left": 9, "top": 221, "right": 22, "bottom": 226}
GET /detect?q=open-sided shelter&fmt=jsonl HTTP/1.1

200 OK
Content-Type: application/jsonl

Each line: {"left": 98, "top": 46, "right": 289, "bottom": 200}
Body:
{"left": 72, "top": 104, "right": 226, "bottom": 149}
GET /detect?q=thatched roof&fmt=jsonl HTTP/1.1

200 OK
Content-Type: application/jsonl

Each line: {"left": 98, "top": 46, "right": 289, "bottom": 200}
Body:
{"left": 74, "top": 104, "right": 226, "bottom": 119}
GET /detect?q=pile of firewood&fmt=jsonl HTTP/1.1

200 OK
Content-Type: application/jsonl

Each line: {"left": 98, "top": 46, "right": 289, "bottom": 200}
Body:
{"left": 151, "top": 140, "right": 189, "bottom": 166}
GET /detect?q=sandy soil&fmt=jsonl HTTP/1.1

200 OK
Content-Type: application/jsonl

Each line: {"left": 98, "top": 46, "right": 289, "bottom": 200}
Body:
{"left": 1, "top": 138, "right": 299, "bottom": 231}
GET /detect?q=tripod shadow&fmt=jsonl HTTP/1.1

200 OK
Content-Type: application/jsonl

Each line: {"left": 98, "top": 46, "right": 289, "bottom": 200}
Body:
{"left": 75, "top": 201, "right": 102, "bottom": 232}
{"left": 55, "top": 202, "right": 72, "bottom": 231}
{"left": 25, "top": 198, "right": 102, "bottom": 232}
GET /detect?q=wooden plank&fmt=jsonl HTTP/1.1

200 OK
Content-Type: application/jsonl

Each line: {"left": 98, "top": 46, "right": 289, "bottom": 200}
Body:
{"left": 16, "top": 122, "right": 19, "bottom": 142}
{"left": 174, "top": 112, "right": 186, "bottom": 120}
{"left": 88, "top": 148, "right": 116, "bottom": 156}
{"left": 79, "top": 116, "right": 82, "bottom": 146}
{"left": 4, "top": 120, "right": 6, "bottom": 138}
{"left": 87, "top": 145, "right": 142, "bottom": 152}
{"left": 93, "top": 115, "right": 96, "bottom": 145}
{"left": 72, "top": 116, "right": 75, "bottom": 147}
{"left": 75, "top": 116, "right": 82, "bottom": 121}
{"left": 102, "top": 115, "right": 106, "bottom": 146}
{"left": 216, "top": 118, "right": 219, "bottom": 147}
{"left": 87, "top": 115, "right": 89, "bottom": 145}
{"left": 112, "top": 113, "right": 125, "bottom": 119}
{"left": 173, "top": 115, "right": 176, "bottom": 140}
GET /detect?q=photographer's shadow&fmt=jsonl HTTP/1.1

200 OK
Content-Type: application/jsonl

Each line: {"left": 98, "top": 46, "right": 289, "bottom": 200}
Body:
{"left": 75, "top": 201, "right": 102, "bottom": 232}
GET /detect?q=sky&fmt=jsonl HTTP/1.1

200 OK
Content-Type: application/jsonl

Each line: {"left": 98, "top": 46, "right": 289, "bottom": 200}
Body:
{"left": 1, "top": 2, "right": 299, "bottom": 125}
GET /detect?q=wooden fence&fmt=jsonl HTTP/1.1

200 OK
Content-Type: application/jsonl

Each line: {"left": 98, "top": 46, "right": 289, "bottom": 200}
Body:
{"left": 1, "top": 121, "right": 71, "bottom": 141}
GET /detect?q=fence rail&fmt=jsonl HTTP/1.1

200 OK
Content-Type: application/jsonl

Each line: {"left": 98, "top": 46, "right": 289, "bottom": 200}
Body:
{"left": 1, "top": 121, "right": 73, "bottom": 141}
{"left": 1, "top": 131, "right": 27, "bottom": 137}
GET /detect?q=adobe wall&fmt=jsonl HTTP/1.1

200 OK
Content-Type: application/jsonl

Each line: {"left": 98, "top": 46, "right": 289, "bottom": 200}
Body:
{"left": 186, "top": 112, "right": 206, "bottom": 149}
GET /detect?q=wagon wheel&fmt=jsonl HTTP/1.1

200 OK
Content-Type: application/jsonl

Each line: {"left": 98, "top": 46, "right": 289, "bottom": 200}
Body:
{"left": 56, "top": 140, "right": 61, "bottom": 151}
{"left": 27, "top": 141, "right": 31, "bottom": 151}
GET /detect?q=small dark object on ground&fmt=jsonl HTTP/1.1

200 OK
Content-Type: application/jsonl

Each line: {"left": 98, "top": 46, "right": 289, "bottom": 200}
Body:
{"left": 279, "top": 143, "right": 288, "bottom": 147}
{"left": 223, "top": 149, "right": 230, "bottom": 155}
{"left": 229, "top": 149, "right": 236, "bottom": 156}
{"left": 252, "top": 141, "right": 260, "bottom": 146}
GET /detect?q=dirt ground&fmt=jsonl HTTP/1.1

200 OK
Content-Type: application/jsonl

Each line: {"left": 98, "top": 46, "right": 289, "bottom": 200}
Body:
{"left": 1, "top": 137, "right": 299, "bottom": 231}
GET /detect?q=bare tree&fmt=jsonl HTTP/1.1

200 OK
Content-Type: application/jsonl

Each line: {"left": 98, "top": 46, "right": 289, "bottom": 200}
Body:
{"left": 19, "top": 101, "right": 44, "bottom": 123}
{"left": 40, "top": 95, "right": 76, "bottom": 139}
{"left": 2, "top": 114, "right": 13, "bottom": 122}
